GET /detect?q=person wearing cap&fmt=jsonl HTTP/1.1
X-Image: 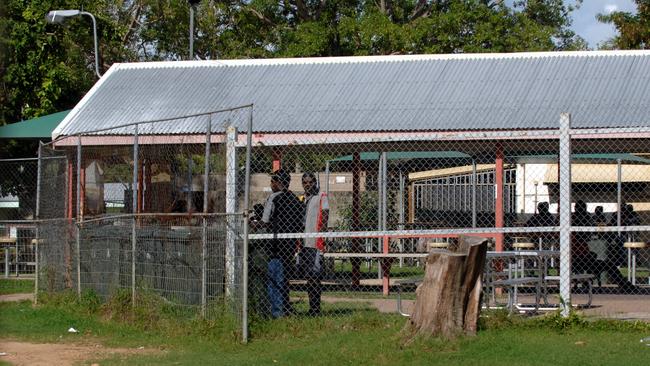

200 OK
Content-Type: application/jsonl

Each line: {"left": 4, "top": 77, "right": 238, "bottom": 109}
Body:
{"left": 298, "top": 172, "right": 329, "bottom": 316}
{"left": 259, "top": 169, "right": 303, "bottom": 318}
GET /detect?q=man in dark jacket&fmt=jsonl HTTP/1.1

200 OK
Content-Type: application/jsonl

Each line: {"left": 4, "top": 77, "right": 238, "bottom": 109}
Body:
{"left": 259, "top": 169, "right": 304, "bottom": 317}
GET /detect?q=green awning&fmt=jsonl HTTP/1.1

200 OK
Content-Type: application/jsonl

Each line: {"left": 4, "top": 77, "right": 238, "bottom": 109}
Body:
{"left": 0, "top": 110, "right": 70, "bottom": 139}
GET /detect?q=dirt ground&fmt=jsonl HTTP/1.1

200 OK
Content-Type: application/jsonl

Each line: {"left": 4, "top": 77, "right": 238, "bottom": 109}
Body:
{"left": 0, "top": 340, "right": 160, "bottom": 366}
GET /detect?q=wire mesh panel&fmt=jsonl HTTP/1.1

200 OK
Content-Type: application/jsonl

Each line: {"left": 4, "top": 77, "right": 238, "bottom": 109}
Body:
{"left": 567, "top": 132, "right": 650, "bottom": 295}
{"left": 243, "top": 131, "right": 572, "bottom": 318}
{"left": 35, "top": 107, "right": 250, "bottom": 338}
{"left": 34, "top": 105, "right": 650, "bottom": 340}
{"left": 0, "top": 159, "right": 39, "bottom": 277}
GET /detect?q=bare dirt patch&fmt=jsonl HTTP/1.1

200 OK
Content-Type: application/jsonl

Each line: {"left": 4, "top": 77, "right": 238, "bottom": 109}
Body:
{"left": 0, "top": 340, "right": 161, "bottom": 366}
{"left": 0, "top": 293, "right": 34, "bottom": 302}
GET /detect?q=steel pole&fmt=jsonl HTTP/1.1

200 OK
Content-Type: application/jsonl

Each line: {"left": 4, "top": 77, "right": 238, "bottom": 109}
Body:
{"left": 76, "top": 136, "right": 82, "bottom": 297}
{"left": 132, "top": 125, "right": 139, "bottom": 306}
{"left": 242, "top": 107, "right": 254, "bottom": 343}
{"left": 558, "top": 113, "right": 572, "bottom": 317}
{"left": 201, "top": 116, "right": 211, "bottom": 317}
{"left": 34, "top": 143, "right": 43, "bottom": 303}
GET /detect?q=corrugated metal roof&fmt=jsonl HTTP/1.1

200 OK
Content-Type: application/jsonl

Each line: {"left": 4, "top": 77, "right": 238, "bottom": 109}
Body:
{"left": 54, "top": 51, "right": 650, "bottom": 137}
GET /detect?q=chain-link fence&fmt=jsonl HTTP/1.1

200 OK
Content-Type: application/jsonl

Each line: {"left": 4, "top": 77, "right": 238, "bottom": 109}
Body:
{"left": 0, "top": 158, "right": 40, "bottom": 277}
{"left": 36, "top": 106, "right": 252, "bottom": 338}
{"left": 246, "top": 117, "right": 649, "bottom": 321}
{"left": 36, "top": 110, "right": 650, "bottom": 341}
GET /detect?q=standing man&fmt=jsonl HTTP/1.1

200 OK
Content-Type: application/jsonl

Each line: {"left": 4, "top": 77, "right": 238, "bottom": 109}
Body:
{"left": 299, "top": 172, "right": 329, "bottom": 316}
{"left": 259, "top": 169, "right": 303, "bottom": 318}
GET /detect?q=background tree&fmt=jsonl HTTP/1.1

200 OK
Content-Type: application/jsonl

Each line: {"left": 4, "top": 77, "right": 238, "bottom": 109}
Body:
{"left": 1, "top": 0, "right": 586, "bottom": 133}
{"left": 598, "top": 0, "right": 649, "bottom": 49}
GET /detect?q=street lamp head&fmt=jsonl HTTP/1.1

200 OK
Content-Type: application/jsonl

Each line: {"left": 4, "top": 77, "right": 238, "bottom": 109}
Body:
{"left": 45, "top": 9, "right": 102, "bottom": 78}
{"left": 45, "top": 10, "right": 81, "bottom": 24}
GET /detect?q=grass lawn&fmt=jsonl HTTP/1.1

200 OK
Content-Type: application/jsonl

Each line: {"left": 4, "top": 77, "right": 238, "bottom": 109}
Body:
{"left": 0, "top": 278, "right": 34, "bottom": 295}
{"left": 1, "top": 291, "right": 649, "bottom": 365}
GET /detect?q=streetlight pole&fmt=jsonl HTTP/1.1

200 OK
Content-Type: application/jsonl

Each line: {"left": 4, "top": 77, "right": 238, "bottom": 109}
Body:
{"left": 188, "top": 1, "right": 201, "bottom": 60}
{"left": 46, "top": 10, "right": 102, "bottom": 78}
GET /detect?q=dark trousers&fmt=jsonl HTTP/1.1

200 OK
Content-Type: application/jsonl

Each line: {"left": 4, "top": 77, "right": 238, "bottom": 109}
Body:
{"left": 299, "top": 247, "right": 323, "bottom": 314}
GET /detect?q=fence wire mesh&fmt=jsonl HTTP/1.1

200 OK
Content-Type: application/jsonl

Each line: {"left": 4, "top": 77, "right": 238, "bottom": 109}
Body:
{"left": 36, "top": 107, "right": 250, "bottom": 334}
{"left": 0, "top": 158, "right": 40, "bottom": 277}
{"left": 34, "top": 109, "right": 650, "bottom": 340}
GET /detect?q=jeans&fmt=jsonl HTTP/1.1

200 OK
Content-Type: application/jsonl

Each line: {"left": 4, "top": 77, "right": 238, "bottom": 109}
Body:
{"left": 267, "top": 258, "right": 288, "bottom": 318}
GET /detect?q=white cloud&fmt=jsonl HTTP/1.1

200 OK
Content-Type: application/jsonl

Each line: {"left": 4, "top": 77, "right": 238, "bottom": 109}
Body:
{"left": 604, "top": 4, "right": 619, "bottom": 14}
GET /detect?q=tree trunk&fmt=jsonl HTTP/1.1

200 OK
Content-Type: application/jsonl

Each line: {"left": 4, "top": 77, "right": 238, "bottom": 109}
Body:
{"left": 408, "top": 236, "right": 488, "bottom": 339}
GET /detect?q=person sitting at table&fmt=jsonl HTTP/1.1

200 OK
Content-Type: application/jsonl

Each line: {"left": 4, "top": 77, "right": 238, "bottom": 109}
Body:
{"left": 571, "top": 200, "right": 599, "bottom": 277}
{"left": 526, "top": 202, "right": 558, "bottom": 249}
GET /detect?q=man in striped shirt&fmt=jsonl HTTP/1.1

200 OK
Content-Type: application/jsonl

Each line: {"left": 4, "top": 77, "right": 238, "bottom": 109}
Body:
{"left": 299, "top": 172, "right": 329, "bottom": 316}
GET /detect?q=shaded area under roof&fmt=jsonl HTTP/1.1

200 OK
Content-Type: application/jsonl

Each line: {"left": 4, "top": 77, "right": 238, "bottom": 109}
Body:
{"left": 0, "top": 110, "right": 70, "bottom": 139}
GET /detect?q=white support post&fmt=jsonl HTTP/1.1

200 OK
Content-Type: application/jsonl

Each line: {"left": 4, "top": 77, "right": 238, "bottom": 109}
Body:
{"left": 398, "top": 172, "right": 405, "bottom": 268}
{"left": 325, "top": 161, "right": 330, "bottom": 195}
{"left": 76, "top": 136, "right": 82, "bottom": 298}
{"left": 472, "top": 159, "right": 477, "bottom": 228}
{"left": 381, "top": 152, "right": 388, "bottom": 230}
{"left": 132, "top": 125, "right": 139, "bottom": 306}
{"left": 225, "top": 125, "right": 238, "bottom": 297}
{"left": 617, "top": 159, "right": 622, "bottom": 232}
{"left": 201, "top": 116, "right": 211, "bottom": 317}
{"left": 558, "top": 113, "right": 572, "bottom": 317}
{"left": 35, "top": 143, "right": 42, "bottom": 304}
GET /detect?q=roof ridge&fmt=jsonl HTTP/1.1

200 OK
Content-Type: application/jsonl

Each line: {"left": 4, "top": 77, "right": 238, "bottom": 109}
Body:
{"left": 114, "top": 50, "right": 650, "bottom": 70}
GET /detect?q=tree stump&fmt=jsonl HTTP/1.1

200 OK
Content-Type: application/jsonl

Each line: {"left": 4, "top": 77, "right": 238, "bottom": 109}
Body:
{"left": 408, "top": 236, "right": 488, "bottom": 339}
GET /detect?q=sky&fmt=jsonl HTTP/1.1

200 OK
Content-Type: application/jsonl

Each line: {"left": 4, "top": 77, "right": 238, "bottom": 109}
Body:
{"left": 570, "top": 0, "right": 638, "bottom": 48}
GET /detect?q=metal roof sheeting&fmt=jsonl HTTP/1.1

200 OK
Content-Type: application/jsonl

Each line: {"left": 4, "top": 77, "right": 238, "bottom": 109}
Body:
{"left": 54, "top": 51, "right": 650, "bottom": 137}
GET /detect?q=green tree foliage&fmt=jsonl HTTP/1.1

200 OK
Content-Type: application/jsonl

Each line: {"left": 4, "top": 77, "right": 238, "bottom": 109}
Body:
{"left": 1, "top": 0, "right": 586, "bottom": 129}
{"left": 598, "top": 0, "right": 650, "bottom": 49}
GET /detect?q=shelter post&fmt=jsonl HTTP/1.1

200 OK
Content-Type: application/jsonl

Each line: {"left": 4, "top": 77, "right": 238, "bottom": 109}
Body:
{"left": 398, "top": 171, "right": 405, "bottom": 267}
{"left": 137, "top": 159, "right": 144, "bottom": 213}
{"left": 495, "top": 144, "right": 504, "bottom": 251}
{"left": 272, "top": 149, "right": 281, "bottom": 171}
{"left": 351, "top": 152, "right": 361, "bottom": 287}
{"left": 559, "top": 113, "right": 572, "bottom": 317}
{"left": 617, "top": 158, "right": 622, "bottom": 231}
{"left": 472, "top": 159, "right": 477, "bottom": 228}
{"left": 325, "top": 161, "right": 330, "bottom": 195}
{"left": 144, "top": 160, "right": 152, "bottom": 212}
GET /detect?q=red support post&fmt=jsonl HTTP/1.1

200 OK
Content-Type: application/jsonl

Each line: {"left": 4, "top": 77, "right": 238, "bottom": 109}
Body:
{"left": 67, "top": 160, "right": 74, "bottom": 219}
{"left": 137, "top": 159, "right": 144, "bottom": 214}
{"left": 272, "top": 149, "right": 281, "bottom": 171}
{"left": 382, "top": 235, "right": 391, "bottom": 296}
{"left": 495, "top": 143, "right": 504, "bottom": 252}
{"left": 79, "top": 167, "right": 86, "bottom": 221}
{"left": 144, "top": 160, "right": 152, "bottom": 212}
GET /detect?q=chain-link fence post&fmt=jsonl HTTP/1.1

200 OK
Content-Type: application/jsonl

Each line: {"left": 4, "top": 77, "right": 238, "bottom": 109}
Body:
{"left": 242, "top": 106, "right": 253, "bottom": 343}
{"left": 34, "top": 143, "right": 42, "bottom": 304}
{"left": 226, "top": 125, "right": 238, "bottom": 298}
{"left": 76, "top": 136, "right": 82, "bottom": 297}
{"left": 559, "top": 113, "right": 572, "bottom": 317}
{"left": 201, "top": 116, "right": 211, "bottom": 317}
{"left": 132, "top": 124, "right": 139, "bottom": 306}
